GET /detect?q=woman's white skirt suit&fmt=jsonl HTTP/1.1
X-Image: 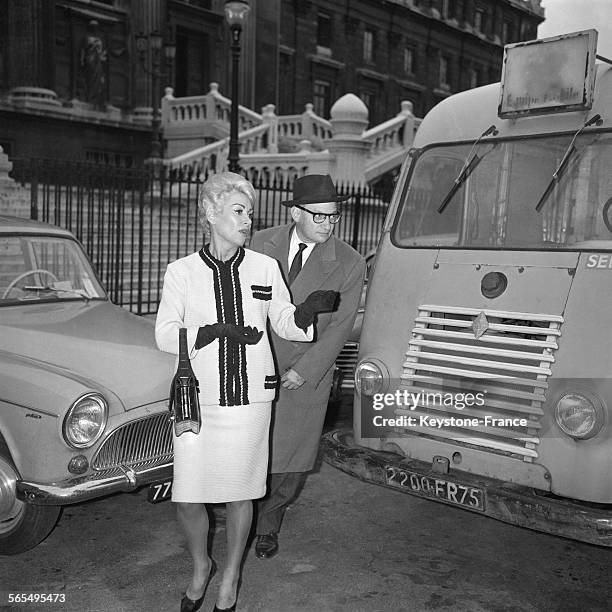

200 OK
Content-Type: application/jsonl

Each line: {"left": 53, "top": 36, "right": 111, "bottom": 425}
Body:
{"left": 155, "top": 246, "right": 312, "bottom": 503}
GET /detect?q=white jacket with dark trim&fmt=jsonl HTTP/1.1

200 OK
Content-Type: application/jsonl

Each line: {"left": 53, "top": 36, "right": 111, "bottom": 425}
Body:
{"left": 155, "top": 247, "right": 312, "bottom": 406}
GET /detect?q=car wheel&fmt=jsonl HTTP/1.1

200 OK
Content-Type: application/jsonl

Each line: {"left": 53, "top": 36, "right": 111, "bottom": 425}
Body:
{"left": 0, "top": 454, "right": 61, "bottom": 555}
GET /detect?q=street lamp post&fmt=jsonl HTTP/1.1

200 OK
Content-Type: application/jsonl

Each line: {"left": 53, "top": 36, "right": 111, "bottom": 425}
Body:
{"left": 224, "top": 1, "right": 250, "bottom": 173}
{"left": 136, "top": 30, "right": 176, "bottom": 159}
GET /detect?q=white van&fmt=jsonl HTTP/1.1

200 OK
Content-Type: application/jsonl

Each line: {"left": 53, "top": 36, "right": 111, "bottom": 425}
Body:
{"left": 323, "top": 30, "right": 612, "bottom": 547}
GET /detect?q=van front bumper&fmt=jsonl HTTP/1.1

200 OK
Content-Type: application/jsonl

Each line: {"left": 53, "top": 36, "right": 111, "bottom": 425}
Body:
{"left": 321, "top": 428, "right": 612, "bottom": 548}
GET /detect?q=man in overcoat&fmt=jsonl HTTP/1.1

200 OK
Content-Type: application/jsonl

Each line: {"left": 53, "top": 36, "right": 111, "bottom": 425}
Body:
{"left": 250, "top": 174, "right": 366, "bottom": 558}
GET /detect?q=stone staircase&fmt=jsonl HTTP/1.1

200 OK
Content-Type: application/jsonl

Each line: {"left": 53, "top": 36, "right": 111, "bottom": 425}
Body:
{"left": 162, "top": 84, "right": 420, "bottom": 186}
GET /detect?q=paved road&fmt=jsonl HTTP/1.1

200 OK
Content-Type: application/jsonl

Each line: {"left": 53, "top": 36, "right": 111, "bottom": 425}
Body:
{"left": 2, "top": 400, "right": 611, "bottom": 612}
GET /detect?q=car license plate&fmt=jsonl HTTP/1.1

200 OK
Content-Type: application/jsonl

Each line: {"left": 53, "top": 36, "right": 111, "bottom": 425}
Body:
{"left": 385, "top": 465, "right": 484, "bottom": 511}
{"left": 147, "top": 480, "right": 173, "bottom": 503}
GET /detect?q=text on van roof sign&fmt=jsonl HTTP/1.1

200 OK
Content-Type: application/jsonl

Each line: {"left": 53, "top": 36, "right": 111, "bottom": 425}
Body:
{"left": 498, "top": 29, "right": 597, "bottom": 118}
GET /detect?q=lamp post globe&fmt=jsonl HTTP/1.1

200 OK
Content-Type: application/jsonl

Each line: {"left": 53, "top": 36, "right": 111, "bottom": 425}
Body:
{"left": 224, "top": 0, "right": 250, "bottom": 173}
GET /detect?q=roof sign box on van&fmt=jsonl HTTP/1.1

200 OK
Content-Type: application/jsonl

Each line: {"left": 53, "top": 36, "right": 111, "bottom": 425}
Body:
{"left": 498, "top": 29, "right": 598, "bottom": 118}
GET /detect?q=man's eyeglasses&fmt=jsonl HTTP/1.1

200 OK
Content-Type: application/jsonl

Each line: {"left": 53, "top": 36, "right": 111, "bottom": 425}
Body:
{"left": 294, "top": 204, "right": 341, "bottom": 224}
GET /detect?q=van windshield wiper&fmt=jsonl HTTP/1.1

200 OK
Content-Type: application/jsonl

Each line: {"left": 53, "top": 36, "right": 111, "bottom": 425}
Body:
{"left": 535, "top": 114, "right": 603, "bottom": 212}
{"left": 437, "top": 125, "right": 498, "bottom": 214}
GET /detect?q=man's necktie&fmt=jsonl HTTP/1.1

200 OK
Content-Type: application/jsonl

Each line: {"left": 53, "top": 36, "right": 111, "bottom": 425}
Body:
{"left": 288, "top": 243, "right": 307, "bottom": 286}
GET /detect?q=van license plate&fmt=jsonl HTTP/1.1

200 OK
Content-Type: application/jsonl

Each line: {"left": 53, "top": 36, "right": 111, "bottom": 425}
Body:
{"left": 385, "top": 466, "right": 484, "bottom": 511}
{"left": 147, "top": 480, "right": 172, "bottom": 503}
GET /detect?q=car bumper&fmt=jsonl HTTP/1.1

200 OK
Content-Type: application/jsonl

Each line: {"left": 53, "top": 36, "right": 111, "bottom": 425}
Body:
{"left": 16, "top": 460, "right": 173, "bottom": 506}
{"left": 321, "top": 428, "right": 612, "bottom": 548}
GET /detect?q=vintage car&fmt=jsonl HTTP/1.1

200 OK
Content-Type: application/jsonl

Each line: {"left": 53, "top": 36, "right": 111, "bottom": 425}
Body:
{"left": 0, "top": 216, "right": 175, "bottom": 555}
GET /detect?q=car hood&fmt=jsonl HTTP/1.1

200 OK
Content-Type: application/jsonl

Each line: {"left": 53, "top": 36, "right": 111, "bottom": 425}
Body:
{"left": 0, "top": 301, "right": 175, "bottom": 412}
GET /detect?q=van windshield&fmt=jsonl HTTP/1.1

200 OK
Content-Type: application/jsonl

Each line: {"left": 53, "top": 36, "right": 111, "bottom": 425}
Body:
{"left": 393, "top": 132, "right": 612, "bottom": 250}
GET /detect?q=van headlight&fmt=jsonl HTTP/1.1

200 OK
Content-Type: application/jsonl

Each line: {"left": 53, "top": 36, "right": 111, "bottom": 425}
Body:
{"left": 554, "top": 391, "right": 604, "bottom": 440}
{"left": 355, "top": 359, "right": 389, "bottom": 396}
{"left": 63, "top": 393, "right": 108, "bottom": 448}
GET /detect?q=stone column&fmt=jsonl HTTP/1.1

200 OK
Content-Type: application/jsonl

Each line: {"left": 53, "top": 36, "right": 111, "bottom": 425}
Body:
{"left": 131, "top": 0, "right": 165, "bottom": 111}
{"left": 261, "top": 104, "right": 278, "bottom": 154}
{"left": 7, "top": 0, "right": 51, "bottom": 89}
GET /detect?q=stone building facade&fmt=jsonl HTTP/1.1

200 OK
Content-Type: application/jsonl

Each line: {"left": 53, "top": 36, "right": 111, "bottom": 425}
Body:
{"left": 274, "top": 0, "right": 544, "bottom": 124}
{"left": 0, "top": 0, "right": 544, "bottom": 164}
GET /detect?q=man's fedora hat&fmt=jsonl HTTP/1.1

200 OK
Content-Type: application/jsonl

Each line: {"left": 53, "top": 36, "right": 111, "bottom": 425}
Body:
{"left": 281, "top": 174, "right": 350, "bottom": 207}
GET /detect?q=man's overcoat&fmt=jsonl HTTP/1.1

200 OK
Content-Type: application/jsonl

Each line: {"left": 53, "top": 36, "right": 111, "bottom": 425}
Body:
{"left": 250, "top": 224, "right": 366, "bottom": 472}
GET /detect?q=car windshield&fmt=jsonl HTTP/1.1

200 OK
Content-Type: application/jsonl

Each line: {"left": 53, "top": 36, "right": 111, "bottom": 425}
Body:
{"left": 0, "top": 234, "right": 106, "bottom": 305}
{"left": 393, "top": 131, "right": 612, "bottom": 249}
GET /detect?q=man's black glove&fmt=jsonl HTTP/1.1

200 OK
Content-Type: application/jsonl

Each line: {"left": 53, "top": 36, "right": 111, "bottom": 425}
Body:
{"left": 294, "top": 290, "right": 340, "bottom": 331}
{"left": 195, "top": 323, "right": 263, "bottom": 348}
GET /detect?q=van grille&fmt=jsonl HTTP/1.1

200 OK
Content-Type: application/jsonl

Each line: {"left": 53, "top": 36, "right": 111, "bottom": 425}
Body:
{"left": 93, "top": 413, "right": 173, "bottom": 471}
{"left": 337, "top": 342, "right": 360, "bottom": 389}
{"left": 398, "top": 305, "right": 563, "bottom": 461}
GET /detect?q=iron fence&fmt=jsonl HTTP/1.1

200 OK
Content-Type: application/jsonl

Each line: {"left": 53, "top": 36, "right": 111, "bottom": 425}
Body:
{"left": 10, "top": 159, "right": 388, "bottom": 314}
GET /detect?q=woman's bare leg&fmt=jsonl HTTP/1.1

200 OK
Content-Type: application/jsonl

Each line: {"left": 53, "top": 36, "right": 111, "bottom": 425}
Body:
{"left": 216, "top": 499, "right": 252, "bottom": 608}
{"left": 176, "top": 502, "right": 212, "bottom": 600}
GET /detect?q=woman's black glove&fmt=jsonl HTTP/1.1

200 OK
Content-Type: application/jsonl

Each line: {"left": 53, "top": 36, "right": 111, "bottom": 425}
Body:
{"left": 195, "top": 323, "right": 263, "bottom": 348}
{"left": 226, "top": 325, "right": 263, "bottom": 345}
{"left": 294, "top": 290, "right": 340, "bottom": 331}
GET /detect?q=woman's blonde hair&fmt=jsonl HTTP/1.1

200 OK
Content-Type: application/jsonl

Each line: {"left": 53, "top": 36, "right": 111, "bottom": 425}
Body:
{"left": 198, "top": 172, "right": 255, "bottom": 237}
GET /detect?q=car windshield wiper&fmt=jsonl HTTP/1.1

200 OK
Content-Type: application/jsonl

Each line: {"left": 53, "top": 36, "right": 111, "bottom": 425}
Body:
{"left": 535, "top": 113, "right": 603, "bottom": 212}
{"left": 437, "top": 125, "right": 499, "bottom": 214}
{"left": 23, "top": 284, "right": 91, "bottom": 301}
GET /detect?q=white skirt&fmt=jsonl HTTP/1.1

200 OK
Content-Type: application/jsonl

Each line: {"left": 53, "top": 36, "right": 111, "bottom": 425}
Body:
{"left": 171, "top": 401, "right": 271, "bottom": 503}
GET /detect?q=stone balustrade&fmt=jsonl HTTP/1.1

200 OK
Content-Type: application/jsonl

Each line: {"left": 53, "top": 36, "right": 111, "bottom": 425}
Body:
{"left": 276, "top": 104, "right": 333, "bottom": 150}
{"left": 163, "top": 83, "right": 420, "bottom": 185}
{"left": 362, "top": 101, "right": 419, "bottom": 159}
{"left": 166, "top": 122, "right": 276, "bottom": 176}
{"left": 162, "top": 83, "right": 261, "bottom": 132}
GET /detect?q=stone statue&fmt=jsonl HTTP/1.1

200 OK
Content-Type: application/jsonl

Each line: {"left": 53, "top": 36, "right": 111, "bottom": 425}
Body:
{"left": 79, "top": 20, "right": 107, "bottom": 109}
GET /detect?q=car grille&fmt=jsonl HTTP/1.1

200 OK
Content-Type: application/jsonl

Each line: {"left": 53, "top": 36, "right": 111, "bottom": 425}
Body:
{"left": 92, "top": 412, "right": 173, "bottom": 471}
{"left": 397, "top": 305, "right": 563, "bottom": 461}
{"left": 336, "top": 342, "right": 359, "bottom": 389}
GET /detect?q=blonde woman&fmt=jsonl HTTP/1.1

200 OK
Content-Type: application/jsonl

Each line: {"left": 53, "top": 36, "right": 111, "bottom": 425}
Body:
{"left": 155, "top": 172, "right": 336, "bottom": 611}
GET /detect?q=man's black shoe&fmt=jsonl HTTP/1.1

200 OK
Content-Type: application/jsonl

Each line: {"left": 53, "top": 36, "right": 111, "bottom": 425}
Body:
{"left": 255, "top": 532, "right": 279, "bottom": 558}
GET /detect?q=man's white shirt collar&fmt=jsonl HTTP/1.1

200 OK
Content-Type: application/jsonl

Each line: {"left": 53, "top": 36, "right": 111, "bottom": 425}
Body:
{"left": 288, "top": 227, "right": 316, "bottom": 268}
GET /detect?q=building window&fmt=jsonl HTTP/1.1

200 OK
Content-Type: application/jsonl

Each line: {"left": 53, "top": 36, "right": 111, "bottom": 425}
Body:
{"left": 279, "top": 52, "right": 294, "bottom": 114}
{"left": 313, "top": 79, "right": 331, "bottom": 117}
{"left": 502, "top": 21, "right": 512, "bottom": 43}
{"left": 474, "top": 9, "right": 484, "bottom": 32}
{"left": 317, "top": 12, "right": 332, "bottom": 49}
{"left": 469, "top": 67, "right": 479, "bottom": 89}
{"left": 175, "top": 27, "right": 210, "bottom": 97}
{"left": 441, "top": 0, "right": 455, "bottom": 19}
{"left": 403, "top": 47, "right": 415, "bottom": 75}
{"left": 363, "top": 29, "right": 375, "bottom": 62}
{"left": 360, "top": 91, "right": 374, "bottom": 117}
{"left": 439, "top": 55, "right": 450, "bottom": 89}
{"left": 520, "top": 21, "right": 533, "bottom": 41}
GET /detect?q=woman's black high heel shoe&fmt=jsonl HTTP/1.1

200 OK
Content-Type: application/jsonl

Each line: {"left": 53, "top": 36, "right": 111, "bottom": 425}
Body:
{"left": 180, "top": 560, "right": 217, "bottom": 612}
{"left": 212, "top": 602, "right": 236, "bottom": 612}
{"left": 212, "top": 581, "right": 239, "bottom": 612}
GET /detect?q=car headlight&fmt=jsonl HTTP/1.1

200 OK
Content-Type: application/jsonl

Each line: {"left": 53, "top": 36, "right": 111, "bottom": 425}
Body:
{"left": 63, "top": 393, "right": 108, "bottom": 448}
{"left": 355, "top": 359, "right": 388, "bottom": 396}
{"left": 554, "top": 391, "right": 605, "bottom": 440}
